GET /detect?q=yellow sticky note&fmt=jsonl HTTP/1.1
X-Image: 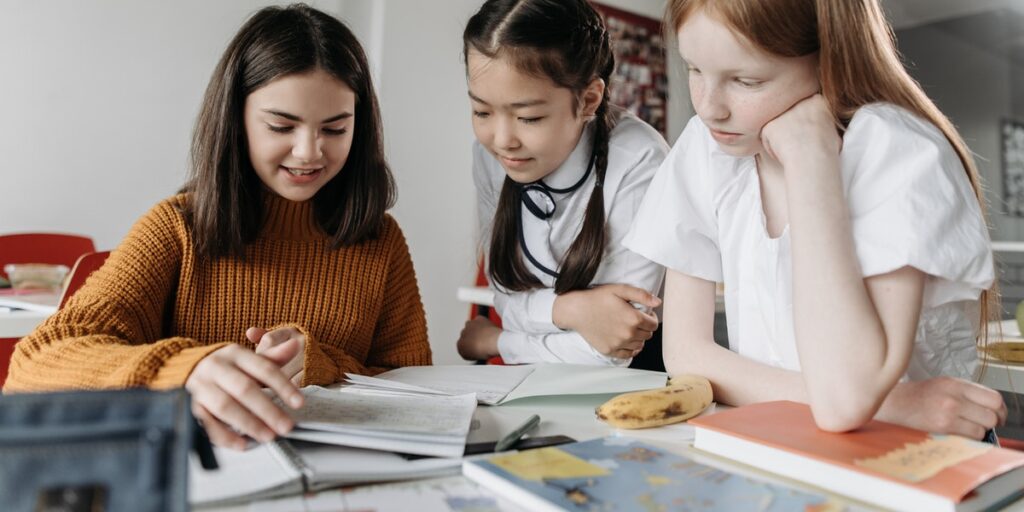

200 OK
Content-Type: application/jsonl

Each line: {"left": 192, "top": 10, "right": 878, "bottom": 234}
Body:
{"left": 490, "top": 447, "right": 611, "bottom": 481}
{"left": 854, "top": 436, "right": 992, "bottom": 482}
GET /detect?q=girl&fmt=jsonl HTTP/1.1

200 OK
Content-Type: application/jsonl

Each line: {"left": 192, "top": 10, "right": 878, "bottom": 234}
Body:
{"left": 625, "top": 0, "right": 1007, "bottom": 438}
{"left": 4, "top": 4, "right": 431, "bottom": 449}
{"left": 456, "top": 0, "right": 668, "bottom": 367}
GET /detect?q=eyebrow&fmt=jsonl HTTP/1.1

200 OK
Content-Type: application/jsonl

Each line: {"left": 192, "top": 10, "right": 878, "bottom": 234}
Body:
{"left": 467, "top": 91, "right": 547, "bottom": 109}
{"left": 262, "top": 109, "right": 352, "bottom": 123}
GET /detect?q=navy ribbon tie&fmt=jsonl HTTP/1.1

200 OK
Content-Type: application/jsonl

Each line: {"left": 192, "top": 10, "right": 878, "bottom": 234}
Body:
{"left": 517, "top": 152, "right": 598, "bottom": 278}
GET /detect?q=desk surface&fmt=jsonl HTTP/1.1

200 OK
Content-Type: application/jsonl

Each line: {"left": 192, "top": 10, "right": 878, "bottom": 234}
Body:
{"left": 0, "top": 290, "right": 58, "bottom": 338}
{"left": 203, "top": 390, "right": 1024, "bottom": 512}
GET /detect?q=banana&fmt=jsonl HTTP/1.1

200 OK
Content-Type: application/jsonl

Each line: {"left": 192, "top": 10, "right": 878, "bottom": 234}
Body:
{"left": 595, "top": 375, "right": 713, "bottom": 429}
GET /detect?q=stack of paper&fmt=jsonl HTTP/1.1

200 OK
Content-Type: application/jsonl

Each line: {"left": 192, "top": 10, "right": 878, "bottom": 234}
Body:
{"left": 280, "top": 386, "right": 477, "bottom": 458}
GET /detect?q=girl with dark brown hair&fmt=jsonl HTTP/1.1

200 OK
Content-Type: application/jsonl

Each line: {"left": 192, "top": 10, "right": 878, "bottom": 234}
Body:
{"left": 5, "top": 4, "right": 431, "bottom": 449}
{"left": 455, "top": 0, "right": 670, "bottom": 367}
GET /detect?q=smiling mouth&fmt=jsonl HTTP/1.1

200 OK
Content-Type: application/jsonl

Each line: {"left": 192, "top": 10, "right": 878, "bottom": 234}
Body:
{"left": 282, "top": 166, "right": 323, "bottom": 176}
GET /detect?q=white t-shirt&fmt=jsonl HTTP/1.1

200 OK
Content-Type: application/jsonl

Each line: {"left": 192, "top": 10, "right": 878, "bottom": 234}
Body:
{"left": 475, "top": 110, "right": 668, "bottom": 365}
{"left": 623, "top": 103, "right": 993, "bottom": 379}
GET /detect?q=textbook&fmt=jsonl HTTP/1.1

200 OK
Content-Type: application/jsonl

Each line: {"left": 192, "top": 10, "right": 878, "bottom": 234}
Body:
{"left": 689, "top": 401, "right": 1024, "bottom": 512}
{"left": 279, "top": 386, "right": 477, "bottom": 458}
{"left": 462, "top": 437, "right": 835, "bottom": 511}
{"left": 189, "top": 439, "right": 462, "bottom": 508}
{"left": 346, "top": 363, "right": 667, "bottom": 405}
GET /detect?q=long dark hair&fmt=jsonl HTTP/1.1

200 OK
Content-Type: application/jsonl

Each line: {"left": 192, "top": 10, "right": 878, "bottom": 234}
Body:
{"left": 182, "top": 3, "right": 395, "bottom": 259}
{"left": 464, "top": 0, "right": 616, "bottom": 294}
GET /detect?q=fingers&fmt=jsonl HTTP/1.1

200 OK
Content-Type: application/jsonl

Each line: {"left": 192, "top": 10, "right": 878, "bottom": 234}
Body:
{"left": 261, "top": 337, "right": 301, "bottom": 367}
{"left": 246, "top": 340, "right": 304, "bottom": 407}
{"left": 962, "top": 383, "right": 1007, "bottom": 425}
{"left": 246, "top": 326, "right": 268, "bottom": 346}
{"left": 607, "top": 284, "right": 661, "bottom": 309}
{"left": 636, "top": 310, "right": 658, "bottom": 333}
{"left": 258, "top": 328, "right": 296, "bottom": 349}
{"left": 194, "top": 404, "right": 248, "bottom": 450}
{"left": 194, "top": 372, "right": 281, "bottom": 443}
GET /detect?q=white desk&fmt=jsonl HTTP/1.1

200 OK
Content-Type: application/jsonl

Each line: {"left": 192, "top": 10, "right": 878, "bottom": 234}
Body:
{"left": 0, "top": 292, "right": 59, "bottom": 338}
{"left": 0, "top": 310, "right": 50, "bottom": 338}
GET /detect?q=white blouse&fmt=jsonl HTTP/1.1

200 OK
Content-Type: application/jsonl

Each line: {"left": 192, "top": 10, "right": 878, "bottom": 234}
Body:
{"left": 624, "top": 103, "right": 994, "bottom": 379}
{"left": 475, "top": 109, "right": 669, "bottom": 365}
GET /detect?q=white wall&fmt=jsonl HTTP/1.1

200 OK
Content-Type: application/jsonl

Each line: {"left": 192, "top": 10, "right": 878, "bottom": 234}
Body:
{"left": 0, "top": 0, "right": 689, "bottom": 365}
{"left": 895, "top": 24, "right": 1023, "bottom": 241}
{"left": 0, "top": 0, "right": 347, "bottom": 248}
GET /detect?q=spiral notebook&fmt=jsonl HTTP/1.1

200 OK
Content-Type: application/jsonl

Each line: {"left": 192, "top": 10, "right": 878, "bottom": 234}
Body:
{"left": 189, "top": 439, "right": 463, "bottom": 508}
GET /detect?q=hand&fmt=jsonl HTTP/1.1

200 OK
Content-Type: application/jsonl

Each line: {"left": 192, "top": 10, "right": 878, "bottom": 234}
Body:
{"left": 457, "top": 316, "right": 502, "bottom": 361}
{"left": 553, "top": 284, "right": 660, "bottom": 359}
{"left": 249, "top": 326, "right": 305, "bottom": 385}
{"left": 760, "top": 94, "right": 841, "bottom": 167}
{"left": 185, "top": 340, "right": 305, "bottom": 450}
{"left": 877, "top": 377, "right": 1006, "bottom": 440}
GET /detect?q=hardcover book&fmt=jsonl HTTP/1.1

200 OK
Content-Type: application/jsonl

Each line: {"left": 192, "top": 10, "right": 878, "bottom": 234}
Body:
{"left": 463, "top": 436, "right": 837, "bottom": 511}
{"left": 690, "top": 401, "right": 1024, "bottom": 512}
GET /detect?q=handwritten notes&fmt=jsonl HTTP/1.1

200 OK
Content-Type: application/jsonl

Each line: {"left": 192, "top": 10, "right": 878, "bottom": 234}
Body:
{"left": 854, "top": 436, "right": 992, "bottom": 482}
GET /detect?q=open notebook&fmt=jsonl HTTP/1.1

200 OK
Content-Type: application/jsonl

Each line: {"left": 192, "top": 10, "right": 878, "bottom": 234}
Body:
{"left": 189, "top": 440, "right": 462, "bottom": 508}
{"left": 278, "top": 386, "right": 477, "bottom": 458}
{"left": 345, "top": 363, "right": 667, "bottom": 405}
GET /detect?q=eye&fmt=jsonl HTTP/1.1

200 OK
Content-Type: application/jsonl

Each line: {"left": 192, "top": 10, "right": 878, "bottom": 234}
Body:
{"left": 267, "top": 124, "right": 293, "bottom": 133}
{"left": 323, "top": 127, "right": 347, "bottom": 136}
{"left": 473, "top": 111, "right": 491, "bottom": 119}
{"left": 687, "top": 66, "right": 701, "bottom": 75}
{"left": 519, "top": 117, "right": 543, "bottom": 125}
{"left": 734, "top": 78, "right": 763, "bottom": 88}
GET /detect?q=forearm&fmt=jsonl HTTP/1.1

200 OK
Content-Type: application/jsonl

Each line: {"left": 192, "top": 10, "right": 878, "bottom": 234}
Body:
{"left": 785, "top": 153, "right": 905, "bottom": 423}
{"left": 665, "top": 334, "right": 808, "bottom": 406}
{"left": 6, "top": 319, "right": 223, "bottom": 391}
{"left": 498, "top": 330, "right": 627, "bottom": 366}
{"left": 493, "top": 288, "right": 561, "bottom": 333}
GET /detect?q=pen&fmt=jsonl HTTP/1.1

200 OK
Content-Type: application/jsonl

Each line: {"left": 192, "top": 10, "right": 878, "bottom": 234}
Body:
{"left": 494, "top": 414, "right": 541, "bottom": 452}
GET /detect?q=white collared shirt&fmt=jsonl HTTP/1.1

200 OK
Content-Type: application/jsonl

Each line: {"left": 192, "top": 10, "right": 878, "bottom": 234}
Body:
{"left": 474, "top": 109, "right": 669, "bottom": 365}
{"left": 624, "top": 103, "right": 994, "bottom": 379}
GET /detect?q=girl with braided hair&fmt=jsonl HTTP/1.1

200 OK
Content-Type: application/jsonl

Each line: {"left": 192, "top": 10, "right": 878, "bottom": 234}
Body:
{"left": 456, "top": 0, "right": 669, "bottom": 367}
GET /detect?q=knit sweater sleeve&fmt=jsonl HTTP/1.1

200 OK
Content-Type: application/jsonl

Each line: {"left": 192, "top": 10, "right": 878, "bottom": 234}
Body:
{"left": 301, "top": 216, "right": 431, "bottom": 384}
{"left": 3, "top": 198, "right": 227, "bottom": 393}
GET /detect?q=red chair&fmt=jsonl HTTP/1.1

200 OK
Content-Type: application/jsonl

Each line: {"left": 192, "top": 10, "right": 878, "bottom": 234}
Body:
{"left": 0, "top": 233, "right": 95, "bottom": 281}
{"left": 0, "top": 233, "right": 97, "bottom": 389}
{"left": 470, "top": 258, "right": 505, "bottom": 365}
{"left": 58, "top": 251, "right": 111, "bottom": 309}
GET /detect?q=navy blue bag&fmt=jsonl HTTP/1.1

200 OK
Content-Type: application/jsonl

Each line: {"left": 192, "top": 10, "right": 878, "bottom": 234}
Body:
{"left": 0, "top": 388, "right": 215, "bottom": 512}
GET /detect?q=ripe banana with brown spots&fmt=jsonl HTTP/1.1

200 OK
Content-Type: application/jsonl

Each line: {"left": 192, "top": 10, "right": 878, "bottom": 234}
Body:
{"left": 595, "top": 375, "right": 713, "bottom": 429}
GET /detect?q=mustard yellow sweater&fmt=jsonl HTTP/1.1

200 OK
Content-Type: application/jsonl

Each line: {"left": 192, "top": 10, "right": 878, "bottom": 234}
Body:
{"left": 4, "top": 194, "right": 431, "bottom": 392}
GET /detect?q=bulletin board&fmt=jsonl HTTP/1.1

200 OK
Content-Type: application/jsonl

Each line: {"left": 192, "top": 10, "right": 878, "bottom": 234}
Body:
{"left": 593, "top": 3, "right": 669, "bottom": 137}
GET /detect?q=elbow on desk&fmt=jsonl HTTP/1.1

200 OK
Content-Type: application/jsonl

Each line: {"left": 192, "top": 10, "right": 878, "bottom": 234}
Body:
{"left": 807, "top": 392, "right": 880, "bottom": 433}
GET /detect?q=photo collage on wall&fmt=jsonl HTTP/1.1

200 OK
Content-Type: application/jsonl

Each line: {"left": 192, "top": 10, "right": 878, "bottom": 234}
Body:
{"left": 1004, "top": 119, "right": 1024, "bottom": 217}
{"left": 593, "top": 3, "right": 668, "bottom": 138}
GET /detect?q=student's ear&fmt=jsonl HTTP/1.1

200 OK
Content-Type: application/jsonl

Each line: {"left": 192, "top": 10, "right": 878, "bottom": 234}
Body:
{"left": 580, "top": 78, "right": 606, "bottom": 120}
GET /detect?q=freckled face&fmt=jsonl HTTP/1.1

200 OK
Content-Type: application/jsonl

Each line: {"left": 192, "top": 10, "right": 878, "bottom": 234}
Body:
{"left": 678, "top": 9, "right": 819, "bottom": 157}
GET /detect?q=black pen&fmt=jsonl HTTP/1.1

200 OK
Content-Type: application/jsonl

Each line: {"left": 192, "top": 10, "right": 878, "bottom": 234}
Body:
{"left": 494, "top": 414, "right": 541, "bottom": 452}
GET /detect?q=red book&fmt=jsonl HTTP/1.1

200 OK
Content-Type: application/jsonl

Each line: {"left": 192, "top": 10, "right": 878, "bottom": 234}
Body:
{"left": 690, "top": 401, "right": 1024, "bottom": 512}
